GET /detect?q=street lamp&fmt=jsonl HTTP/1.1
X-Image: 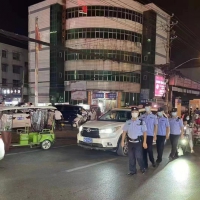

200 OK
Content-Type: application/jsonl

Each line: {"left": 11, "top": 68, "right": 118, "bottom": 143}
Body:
{"left": 172, "top": 57, "right": 200, "bottom": 71}
{"left": 165, "top": 57, "right": 200, "bottom": 111}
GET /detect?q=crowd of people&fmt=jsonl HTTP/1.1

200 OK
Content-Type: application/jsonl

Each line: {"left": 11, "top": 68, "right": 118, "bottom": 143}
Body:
{"left": 121, "top": 102, "right": 197, "bottom": 175}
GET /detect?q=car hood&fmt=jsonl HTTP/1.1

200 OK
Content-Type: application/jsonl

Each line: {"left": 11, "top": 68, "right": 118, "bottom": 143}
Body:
{"left": 82, "top": 121, "right": 124, "bottom": 129}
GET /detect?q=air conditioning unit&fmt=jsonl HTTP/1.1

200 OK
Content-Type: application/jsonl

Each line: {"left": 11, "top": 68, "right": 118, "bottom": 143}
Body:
{"left": 64, "top": 81, "right": 70, "bottom": 86}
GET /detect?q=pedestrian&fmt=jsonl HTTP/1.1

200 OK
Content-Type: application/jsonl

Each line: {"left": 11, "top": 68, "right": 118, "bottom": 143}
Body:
{"left": 55, "top": 109, "right": 63, "bottom": 129}
{"left": 121, "top": 107, "right": 147, "bottom": 175}
{"left": 88, "top": 108, "right": 97, "bottom": 121}
{"left": 169, "top": 108, "right": 184, "bottom": 160}
{"left": 140, "top": 102, "right": 158, "bottom": 168}
{"left": 183, "top": 119, "right": 194, "bottom": 153}
{"left": 156, "top": 107, "right": 170, "bottom": 164}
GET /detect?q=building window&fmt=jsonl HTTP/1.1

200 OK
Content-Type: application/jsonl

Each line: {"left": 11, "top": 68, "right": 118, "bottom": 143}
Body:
{"left": 13, "top": 65, "right": 21, "bottom": 74}
{"left": 13, "top": 52, "right": 20, "bottom": 61}
{"left": 13, "top": 80, "right": 20, "bottom": 87}
{"left": 66, "top": 6, "right": 143, "bottom": 24}
{"left": 2, "top": 64, "right": 8, "bottom": 72}
{"left": 2, "top": 78, "right": 7, "bottom": 86}
{"left": 65, "top": 70, "right": 140, "bottom": 84}
{"left": 66, "top": 28, "right": 142, "bottom": 43}
{"left": 65, "top": 49, "right": 141, "bottom": 63}
{"left": 2, "top": 50, "right": 7, "bottom": 58}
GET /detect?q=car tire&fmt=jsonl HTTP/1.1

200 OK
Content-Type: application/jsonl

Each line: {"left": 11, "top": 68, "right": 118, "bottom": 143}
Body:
{"left": 41, "top": 140, "right": 52, "bottom": 150}
{"left": 117, "top": 136, "right": 128, "bottom": 156}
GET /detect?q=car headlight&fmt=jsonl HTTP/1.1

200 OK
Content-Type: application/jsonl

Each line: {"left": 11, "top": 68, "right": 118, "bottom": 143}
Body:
{"left": 99, "top": 127, "right": 121, "bottom": 138}
{"left": 79, "top": 126, "right": 83, "bottom": 132}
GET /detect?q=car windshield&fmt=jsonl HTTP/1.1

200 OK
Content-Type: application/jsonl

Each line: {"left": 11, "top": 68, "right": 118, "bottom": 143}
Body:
{"left": 98, "top": 110, "right": 131, "bottom": 122}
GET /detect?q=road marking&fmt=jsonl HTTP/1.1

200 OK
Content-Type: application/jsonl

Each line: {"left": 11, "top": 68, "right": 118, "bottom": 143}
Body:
{"left": 66, "top": 158, "right": 118, "bottom": 172}
{"left": 6, "top": 144, "right": 76, "bottom": 156}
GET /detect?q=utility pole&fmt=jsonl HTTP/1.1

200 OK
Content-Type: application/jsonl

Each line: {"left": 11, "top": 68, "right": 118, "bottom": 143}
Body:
{"left": 162, "top": 14, "right": 178, "bottom": 112}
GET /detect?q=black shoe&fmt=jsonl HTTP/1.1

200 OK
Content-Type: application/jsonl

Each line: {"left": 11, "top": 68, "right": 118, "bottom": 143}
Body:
{"left": 141, "top": 169, "right": 146, "bottom": 174}
{"left": 174, "top": 154, "right": 179, "bottom": 159}
{"left": 127, "top": 172, "right": 137, "bottom": 176}
{"left": 152, "top": 163, "right": 156, "bottom": 167}
{"left": 169, "top": 156, "right": 173, "bottom": 161}
{"left": 156, "top": 159, "right": 161, "bottom": 164}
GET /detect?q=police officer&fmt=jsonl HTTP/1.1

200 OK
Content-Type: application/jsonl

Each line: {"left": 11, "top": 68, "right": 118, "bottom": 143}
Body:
{"left": 121, "top": 107, "right": 147, "bottom": 175}
{"left": 156, "top": 107, "right": 170, "bottom": 164}
{"left": 140, "top": 102, "right": 158, "bottom": 168}
{"left": 169, "top": 108, "right": 184, "bottom": 160}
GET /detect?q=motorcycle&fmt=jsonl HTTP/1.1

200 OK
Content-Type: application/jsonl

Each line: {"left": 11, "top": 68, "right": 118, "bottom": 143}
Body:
{"left": 178, "top": 133, "right": 190, "bottom": 155}
{"left": 72, "top": 114, "right": 85, "bottom": 128}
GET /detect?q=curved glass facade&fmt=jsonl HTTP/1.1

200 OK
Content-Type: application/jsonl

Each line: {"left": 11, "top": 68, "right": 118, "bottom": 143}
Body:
{"left": 66, "top": 49, "right": 141, "bottom": 63}
{"left": 65, "top": 70, "right": 140, "bottom": 83}
{"left": 66, "top": 6, "right": 143, "bottom": 24}
{"left": 66, "top": 28, "right": 142, "bottom": 43}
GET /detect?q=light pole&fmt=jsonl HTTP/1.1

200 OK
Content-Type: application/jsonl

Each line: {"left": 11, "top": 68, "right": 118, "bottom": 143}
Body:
{"left": 171, "top": 57, "right": 200, "bottom": 71}
{"left": 165, "top": 57, "right": 200, "bottom": 111}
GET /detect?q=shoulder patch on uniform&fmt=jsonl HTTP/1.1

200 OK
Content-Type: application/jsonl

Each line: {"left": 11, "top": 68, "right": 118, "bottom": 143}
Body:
{"left": 139, "top": 119, "right": 143, "bottom": 125}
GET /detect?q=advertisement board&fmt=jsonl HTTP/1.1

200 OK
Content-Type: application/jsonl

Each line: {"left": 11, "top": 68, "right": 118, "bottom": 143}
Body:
{"left": 71, "top": 91, "right": 87, "bottom": 100}
{"left": 105, "top": 93, "right": 117, "bottom": 99}
{"left": 155, "top": 76, "right": 166, "bottom": 97}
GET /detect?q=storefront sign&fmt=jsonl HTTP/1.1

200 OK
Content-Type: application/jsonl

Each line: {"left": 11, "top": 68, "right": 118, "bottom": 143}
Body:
{"left": 70, "top": 81, "right": 86, "bottom": 91}
{"left": 170, "top": 75, "right": 200, "bottom": 90}
{"left": 92, "top": 93, "right": 104, "bottom": 99}
{"left": 140, "top": 89, "right": 149, "bottom": 103}
{"left": 71, "top": 91, "right": 87, "bottom": 100}
{"left": 172, "top": 86, "right": 200, "bottom": 95}
{"left": 105, "top": 93, "right": 117, "bottom": 99}
{"left": 155, "top": 76, "right": 166, "bottom": 97}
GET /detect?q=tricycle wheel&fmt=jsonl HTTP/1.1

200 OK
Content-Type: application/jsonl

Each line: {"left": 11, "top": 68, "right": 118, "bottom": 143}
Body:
{"left": 41, "top": 140, "right": 52, "bottom": 150}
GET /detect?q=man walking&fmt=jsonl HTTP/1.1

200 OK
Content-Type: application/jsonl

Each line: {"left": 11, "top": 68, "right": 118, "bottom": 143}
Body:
{"left": 156, "top": 107, "right": 170, "bottom": 164}
{"left": 121, "top": 107, "right": 147, "bottom": 175}
{"left": 140, "top": 102, "right": 158, "bottom": 168}
{"left": 169, "top": 108, "right": 184, "bottom": 160}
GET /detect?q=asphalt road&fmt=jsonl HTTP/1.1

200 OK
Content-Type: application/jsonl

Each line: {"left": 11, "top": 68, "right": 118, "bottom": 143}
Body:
{"left": 1, "top": 130, "right": 200, "bottom": 200}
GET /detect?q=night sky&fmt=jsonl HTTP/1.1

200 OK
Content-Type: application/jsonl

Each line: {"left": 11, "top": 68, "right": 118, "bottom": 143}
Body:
{"left": 0, "top": 0, "right": 200, "bottom": 67}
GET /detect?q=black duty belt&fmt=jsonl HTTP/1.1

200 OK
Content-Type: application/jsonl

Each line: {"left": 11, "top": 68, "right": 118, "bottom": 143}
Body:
{"left": 128, "top": 136, "right": 143, "bottom": 143}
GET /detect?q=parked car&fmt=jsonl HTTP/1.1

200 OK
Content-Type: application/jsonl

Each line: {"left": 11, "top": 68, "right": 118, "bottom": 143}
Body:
{"left": 55, "top": 105, "right": 88, "bottom": 127}
{"left": 77, "top": 107, "right": 164, "bottom": 156}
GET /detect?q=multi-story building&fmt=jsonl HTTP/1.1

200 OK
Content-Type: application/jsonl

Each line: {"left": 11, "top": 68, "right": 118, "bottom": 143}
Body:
{"left": 0, "top": 43, "right": 28, "bottom": 105}
{"left": 28, "top": 0, "right": 170, "bottom": 110}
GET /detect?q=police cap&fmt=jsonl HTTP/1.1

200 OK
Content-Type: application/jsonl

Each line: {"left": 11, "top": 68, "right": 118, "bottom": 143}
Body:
{"left": 131, "top": 107, "right": 139, "bottom": 112}
{"left": 158, "top": 107, "right": 164, "bottom": 112}
{"left": 144, "top": 102, "right": 152, "bottom": 107}
{"left": 171, "top": 107, "right": 177, "bottom": 112}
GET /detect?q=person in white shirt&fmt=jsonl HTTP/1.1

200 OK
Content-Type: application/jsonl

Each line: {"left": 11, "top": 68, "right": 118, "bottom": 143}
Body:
{"left": 55, "top": 109, "right": 63, "bottom": 120}
{"left": 55, "top": 109, "right": 63, "bottom": 129}
{"left": 183, "top": 119, "right": 194, "bottom": 153}
{"left": 89, "top": 109, "right": 97, "bottom": 121}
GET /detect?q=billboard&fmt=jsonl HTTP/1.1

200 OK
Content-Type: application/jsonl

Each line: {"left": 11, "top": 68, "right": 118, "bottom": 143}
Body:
{"left": 155, "top": 76, "right": 166, "bottom": 97}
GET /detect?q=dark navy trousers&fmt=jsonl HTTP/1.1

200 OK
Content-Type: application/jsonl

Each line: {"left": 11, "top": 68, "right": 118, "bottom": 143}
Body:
{"left": 143, "top": 136, "right": 155, "bottom": 168}
{"left": 128, "top": 141, "right": 144, "bottom": 173}
{"left": 156, "top": 135, "right": 166, "bottom": 162}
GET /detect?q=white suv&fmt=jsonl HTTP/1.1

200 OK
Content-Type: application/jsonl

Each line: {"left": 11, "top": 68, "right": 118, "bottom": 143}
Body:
{"left": 77, "top": 108, "right": 160, "bottom": 156}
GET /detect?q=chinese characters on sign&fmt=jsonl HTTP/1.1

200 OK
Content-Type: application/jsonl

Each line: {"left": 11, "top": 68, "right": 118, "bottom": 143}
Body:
{"left": 92, "top": 93, "right": 104, "bottom": 99}
{"left": 105, "top": 93, "right": 117, "bottom": 99}
{"left": 92, "top": 92, "right": 117, "bottom": 99}
{"left": 155, "top": 76, "right": 166, "bottom": 97}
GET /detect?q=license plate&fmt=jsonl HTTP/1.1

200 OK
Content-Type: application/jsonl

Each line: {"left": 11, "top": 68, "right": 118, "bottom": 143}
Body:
{"left": 17, "top": 117, "right": 24, "bottom": 120}
{"left": 83, "top": 137, "right": 92, "bottom": 143}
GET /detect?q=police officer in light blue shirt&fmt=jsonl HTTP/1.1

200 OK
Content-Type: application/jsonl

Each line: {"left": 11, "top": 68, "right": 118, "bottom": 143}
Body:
{"left": 169, "top": 108, "right": 184, "bottom": 160}
{"left": 121, "top": 107, "right": 147, "bottom": 175}
{"left": 156, "top": 107, "right": 170, "bottom": 164}
{"left": 140, "top": 102, "right": 158, "bottom": 168}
